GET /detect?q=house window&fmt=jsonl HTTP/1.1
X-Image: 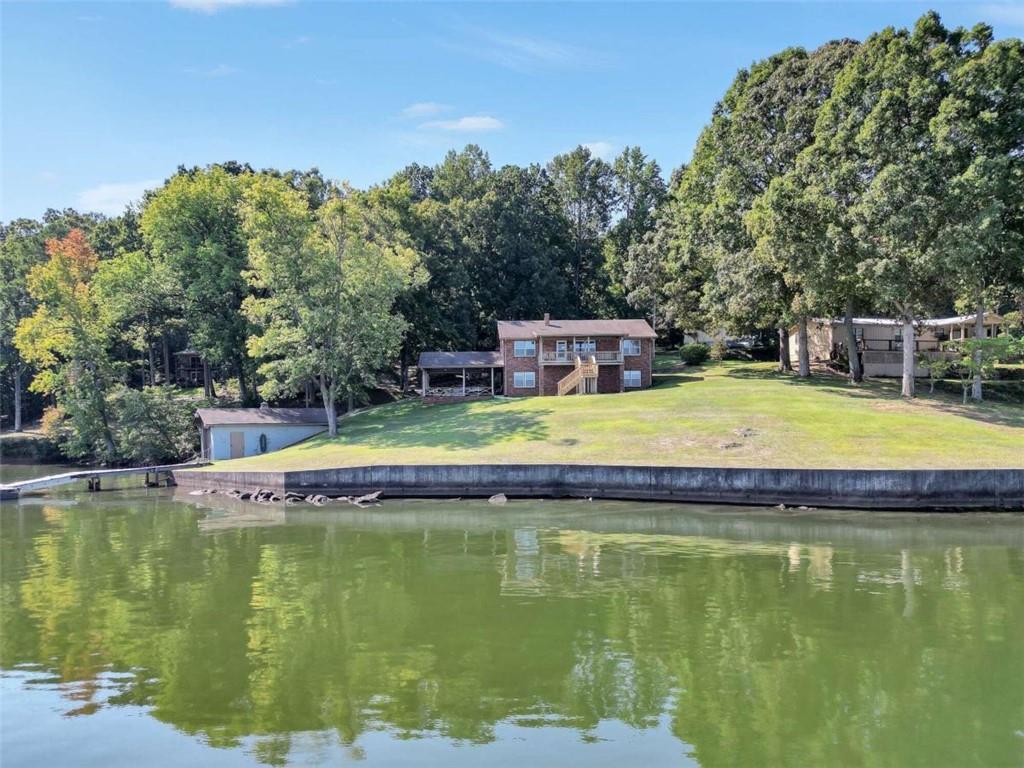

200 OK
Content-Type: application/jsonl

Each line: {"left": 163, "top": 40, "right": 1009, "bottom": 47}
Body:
{"left": 624, "top": 370, "right": 641, "bottom": 388}
{"left": 574, "top": 339, "right": 596, "bottom": 354}
{"left": 622, "top": 338, "right": 641, "bottom": 356}
{"left": 513, "top": 371, "right": 536, "bottom": 389}
{"left": 513, "top": 340, "right": 536, "bottom": 357}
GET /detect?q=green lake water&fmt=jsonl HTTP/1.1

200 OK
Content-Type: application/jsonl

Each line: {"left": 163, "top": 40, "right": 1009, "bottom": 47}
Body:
{"left": 1, "top": 485, "right": 1023, "bottom": 767}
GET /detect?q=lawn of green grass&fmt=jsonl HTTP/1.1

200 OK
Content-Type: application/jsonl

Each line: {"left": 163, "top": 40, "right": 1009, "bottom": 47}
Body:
{"left": 210, "top": 359, "right": 1024, "bottom": 471}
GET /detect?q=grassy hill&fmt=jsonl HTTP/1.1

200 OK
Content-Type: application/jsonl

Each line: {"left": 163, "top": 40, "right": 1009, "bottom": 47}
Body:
{"left": 209, "top": 360, "right": 1024, "bottom": 471}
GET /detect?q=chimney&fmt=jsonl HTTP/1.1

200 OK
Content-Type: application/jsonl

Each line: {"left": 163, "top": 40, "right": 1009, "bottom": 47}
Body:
{"left": 543, "top": 312, "right": 551, "bottom": 325}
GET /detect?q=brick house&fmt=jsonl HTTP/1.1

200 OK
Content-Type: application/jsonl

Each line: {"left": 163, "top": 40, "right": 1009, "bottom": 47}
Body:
{"left": 418, "top": 315, "right": 656, "bottom": 400}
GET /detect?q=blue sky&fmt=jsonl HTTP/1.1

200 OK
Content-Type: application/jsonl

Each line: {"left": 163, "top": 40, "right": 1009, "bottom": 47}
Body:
{"left": 3, "top": 1, "right": 1022, "bottom": 221}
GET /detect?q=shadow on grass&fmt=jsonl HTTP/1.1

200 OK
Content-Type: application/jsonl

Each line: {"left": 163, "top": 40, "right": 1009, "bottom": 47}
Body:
{"left": 290, "top": 398, "right": 553, "bottom": 453}
{"left": 652, "top": 373, "right": 705, "bottom": 388}
{"left": 723, "top": 364, "right": 1024, "bottom": 429}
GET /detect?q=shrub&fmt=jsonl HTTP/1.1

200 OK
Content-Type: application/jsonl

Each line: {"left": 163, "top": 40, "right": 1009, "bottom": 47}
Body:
{"left": 42, "top": 386, "right": 202, "bottom": 465}
{"left": 710, "top": 341, "right": 728, "bottom": 361}
{"left": 679, "top": 343, "right": 710, "bottom": 365}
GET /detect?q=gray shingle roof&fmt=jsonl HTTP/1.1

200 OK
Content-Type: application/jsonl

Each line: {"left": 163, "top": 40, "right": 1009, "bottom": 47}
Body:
{"left": 418, "top": 351, "right": 504, "bottom": 369}
{"left": 496, "top": 318, "right": 656, "bottom": 340}
{"left": 195, "top": 407, "right": 330, "bottom": 427}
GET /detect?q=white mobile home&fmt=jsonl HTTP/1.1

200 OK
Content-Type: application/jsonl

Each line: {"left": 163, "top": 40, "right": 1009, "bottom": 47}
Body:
{"left": 788, "top": 313, "right": 1005, "bottom": 378}
{"left": 195, "top": 406, "right": 329, "bottom": 460}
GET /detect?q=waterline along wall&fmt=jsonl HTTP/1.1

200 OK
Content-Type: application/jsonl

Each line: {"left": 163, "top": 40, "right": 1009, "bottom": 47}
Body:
{"left": 174, "top": 465, "right": 1024, "bottom": 510}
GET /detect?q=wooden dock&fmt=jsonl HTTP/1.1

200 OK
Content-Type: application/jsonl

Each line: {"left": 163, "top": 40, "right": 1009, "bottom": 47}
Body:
{"left": 0, "top": 461, "right": 209, "bottom": 500}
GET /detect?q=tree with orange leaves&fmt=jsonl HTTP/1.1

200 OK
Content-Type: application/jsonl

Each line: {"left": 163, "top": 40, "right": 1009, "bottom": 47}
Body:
{"left": 14, "top": 229, "right": 119, "bottom": 459}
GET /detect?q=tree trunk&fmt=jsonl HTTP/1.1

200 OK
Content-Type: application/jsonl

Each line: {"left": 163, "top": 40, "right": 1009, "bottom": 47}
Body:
{"left": 778, "top": 327, "right": 792, "bottom": 373}
{"left": 203, "top": 360, "right": 213, "bottom": 399}
{"left": 400, "top": 360, "right": 409, "bottom": 395}
{"left": 89, "top": 366, "right": 117, "bottom": 459}
{"left": 901, "top": 316, "right": 915, "bottom": 399}
{"left": 319, "top": 376, "right": 338, "bottom": 437}
{"left": 843, "top": 300, "right": 863, "bottom": 383}
{"left": 971, "top": 297, "right": 984, "bottom": 401}
{"left": 162, "top": 335, "right": 172, "bottom": 386}
{"left": 304, "top": 380, "right": 313, "bottom": 408}
{"left": 148, "top": 344, "right": 157, "bottom": 387}
{"left": 797, "top": 317, "right": 810, "bottom": 378}
{"left": 347, "top": 392, "right": 354, "bottom": 413}
{"left": 13, "top": 361, "right": 22, "bottom": 432}
{"left": 238, "top": 365, "right": 251, "bottom": 407}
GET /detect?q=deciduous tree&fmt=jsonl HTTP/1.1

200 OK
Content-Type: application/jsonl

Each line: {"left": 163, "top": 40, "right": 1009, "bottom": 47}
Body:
{"left": 240, "top": 176, "right": 424, "bottom": 435}
{"left": 141, "top": 166, "right": 256, "bottom": 402}
{"left": 14, "top": 230, "right": 119, "bottom": 459}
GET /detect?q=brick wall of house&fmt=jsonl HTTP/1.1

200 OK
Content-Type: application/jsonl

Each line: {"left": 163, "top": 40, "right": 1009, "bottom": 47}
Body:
{"left": 541, "top": 365, "right": 574, "bottom": 395}
{"left": 499, "top": 334, "right": 654, "bottom": 396}
{"left": 501, "top": 339, "right": 540, "bottom": 397}
{"left": 597, "top": 364, "right": 622, "bottom": 393}
{"left": 646, "top": 338, "right": 655, "bottom": 386}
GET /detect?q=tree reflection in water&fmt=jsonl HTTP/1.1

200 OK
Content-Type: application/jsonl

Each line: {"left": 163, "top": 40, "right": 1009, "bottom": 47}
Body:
{"left": 1, "top": 494, "right": 1022, "bottom": 766}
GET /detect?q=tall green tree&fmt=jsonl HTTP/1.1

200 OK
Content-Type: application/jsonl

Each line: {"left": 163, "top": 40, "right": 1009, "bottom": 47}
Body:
{"left": 932, "top": 35, "right": 1024, "bottom": 400}
{"left": 473, "top": 164, "right": 574, "bottom": 334}
{"left": 141, "top": 166, "right": 256, "bottom": 402}
{"left": 663, "top": 41, "right": 858, "bottom": 375}
{"left": 240, "top": 176, "right": 424, "bottom": 435}
{"left": 739, "top": 40, "right": 863, "bottom": 378}
{"left": 547, "top": 146, "right": 617, "bottom": 314}
{"left": 93, "top": 249, "right": 183, "bottom": 387}
{"left": 0, "top": 220, "right": 45, "bottom": 432}
{"left": 843, "top": 14, "right": 986, "bottom": 397}
{"left": 431, "top": 145, "right": 493, "bottom": 203}
{"left": 604, "top": 147, "right": 667, "bottom": 314}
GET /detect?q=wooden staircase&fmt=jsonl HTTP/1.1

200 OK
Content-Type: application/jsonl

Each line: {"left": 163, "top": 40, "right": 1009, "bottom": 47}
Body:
{"left": 557, "top": 355, "right": 598, "bottom": 396}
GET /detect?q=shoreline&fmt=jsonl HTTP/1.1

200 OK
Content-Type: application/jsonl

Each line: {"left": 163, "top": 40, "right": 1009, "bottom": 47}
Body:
{"left": 174, "top": 464, "right": 1024, "bottom": 511}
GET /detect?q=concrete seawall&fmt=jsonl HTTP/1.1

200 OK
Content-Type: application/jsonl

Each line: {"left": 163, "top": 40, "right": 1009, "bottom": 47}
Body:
{"left": 174, "top": 464, "right": 1024, "bottom": 510}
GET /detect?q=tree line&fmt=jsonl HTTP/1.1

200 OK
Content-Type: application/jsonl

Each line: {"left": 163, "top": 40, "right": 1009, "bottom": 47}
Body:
{"left": 1, "top": 11, "right": 1021, "bottom": 464}
{"left": 637, "top": 12, "right": 1023, "bottom": 398}
{"left": 1, "top": 146, "right": 666, "bottom": 461}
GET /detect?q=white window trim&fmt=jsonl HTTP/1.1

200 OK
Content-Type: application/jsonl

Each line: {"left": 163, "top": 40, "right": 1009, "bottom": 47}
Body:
{"left": 513, "top": 340, "right": 536, "bottom": 358}
{"left": 513, "top": 371, "right": 536, "bottom": 389}
{"left": 622, "top": 338, "right": 641, "bottom": 356}
{"left": 624, "top": 370, "right": 641, "bottom": 388}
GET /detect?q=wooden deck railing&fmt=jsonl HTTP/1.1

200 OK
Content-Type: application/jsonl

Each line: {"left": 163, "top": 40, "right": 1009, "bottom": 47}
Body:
{"left": 541, "top": 350, "right": 622, "bottom": 364}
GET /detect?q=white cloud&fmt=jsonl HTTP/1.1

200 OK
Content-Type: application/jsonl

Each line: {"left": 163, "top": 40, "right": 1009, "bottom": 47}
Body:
{"left": 185, "top": 63, "right": 239, "bottom": 77}
{"left": 170, "top": 0, "right": 291, "bottom": 13}
{"left": 419, "top": 115, "right": 504, "bottom": 132}
{"left": 401, "top": 101, "right": 450, "bottom": 119}
{"left": 980, "top": 3, "right": 1024, "bottom": 28}
{"left": 449, "top": 28, "right": 607, "bottom": 73}
{"left": 78, "top": 180, "right": 160, "bottom": 216}
{"left": 583, "top": 141, "right": 616, "bottom": 160}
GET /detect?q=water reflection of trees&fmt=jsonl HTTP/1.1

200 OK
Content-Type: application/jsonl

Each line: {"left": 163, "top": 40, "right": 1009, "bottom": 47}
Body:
{"left": 1, "top": 502, "right": 1022, "bottom": 766}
